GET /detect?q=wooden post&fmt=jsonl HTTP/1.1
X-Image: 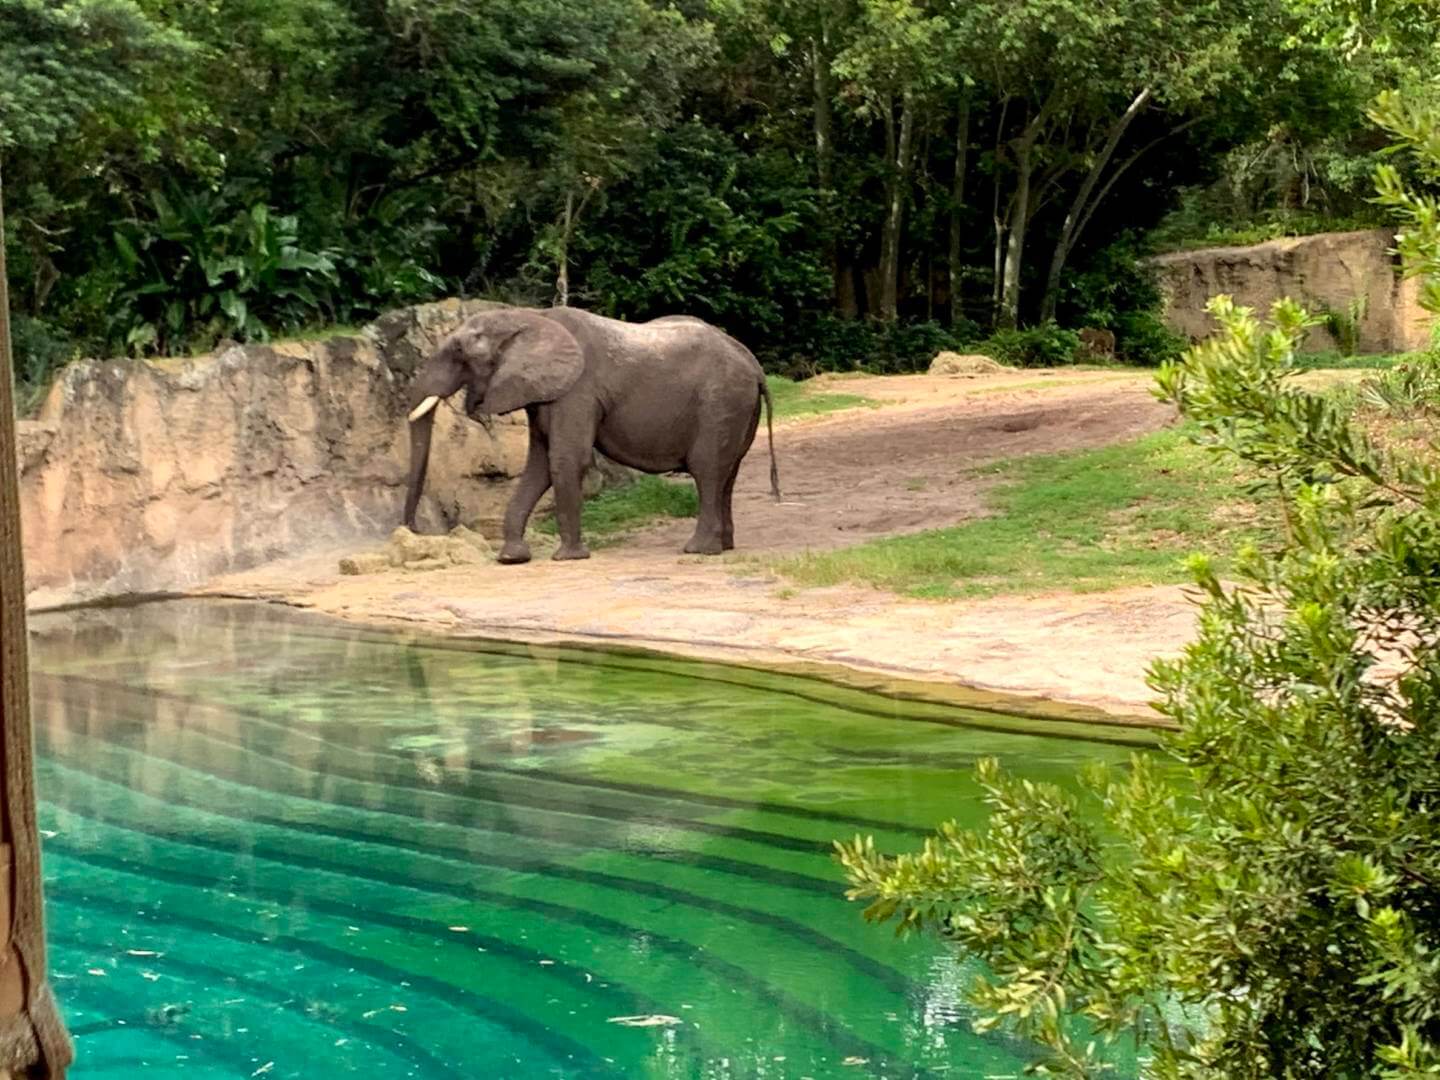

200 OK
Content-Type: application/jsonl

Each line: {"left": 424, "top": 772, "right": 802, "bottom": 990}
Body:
{"left": 0, "top": 159, "right": 74, "bottom": 1079}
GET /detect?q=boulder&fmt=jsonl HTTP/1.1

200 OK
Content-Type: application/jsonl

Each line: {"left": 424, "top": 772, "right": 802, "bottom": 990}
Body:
{"left": 339, "top": 525, "right": 496, "bottom": 576}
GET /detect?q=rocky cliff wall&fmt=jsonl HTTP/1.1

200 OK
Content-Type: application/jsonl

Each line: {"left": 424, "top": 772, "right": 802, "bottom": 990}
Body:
{"left": 17, "top": 299, "right": 617, "bottom": 609}
{"left": 1150, "top": 229, "right": 1435, "bottom": 354}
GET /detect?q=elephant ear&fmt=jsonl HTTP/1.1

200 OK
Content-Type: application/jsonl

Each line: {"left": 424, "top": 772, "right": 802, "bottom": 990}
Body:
{"left": 481, "top": 312, "right": 585, "bottom": 416}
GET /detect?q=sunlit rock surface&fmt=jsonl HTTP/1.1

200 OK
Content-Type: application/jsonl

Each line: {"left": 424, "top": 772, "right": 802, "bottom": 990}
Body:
{"left": 17, "top": 299, "right": 620, "bottom": 607}
{"left": 1151, "top": 228, "right": 1435, "bottom": 354}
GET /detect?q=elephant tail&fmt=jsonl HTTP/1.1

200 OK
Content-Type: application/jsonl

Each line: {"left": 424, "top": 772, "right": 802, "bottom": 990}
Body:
{"left": 761, "top": 378, "right": 781, "bottom": 501}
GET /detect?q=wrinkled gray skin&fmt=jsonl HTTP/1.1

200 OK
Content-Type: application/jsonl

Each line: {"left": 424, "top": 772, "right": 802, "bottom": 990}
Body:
{"left": 403, "top": 306, "right": 780, "bottom": 562}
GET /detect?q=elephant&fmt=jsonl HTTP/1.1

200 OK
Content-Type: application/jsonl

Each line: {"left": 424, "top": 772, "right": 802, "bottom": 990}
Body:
{"left": 402, "top": 305, "right": 780, "bottom": 563}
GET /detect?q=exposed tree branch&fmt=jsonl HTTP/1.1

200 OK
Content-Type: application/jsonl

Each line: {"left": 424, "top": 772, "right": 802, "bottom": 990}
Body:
{"left": 1039, "top": 86, "right": 1154, "bottom": 321}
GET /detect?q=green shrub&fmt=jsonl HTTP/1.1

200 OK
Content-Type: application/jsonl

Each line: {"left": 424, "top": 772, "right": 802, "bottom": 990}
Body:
{"left": 1358, "top": 352, "right": 1440, "bottom": 416}
{"left": 1058, "top": 238, "right": 1183, "bottom": 365}
{"left": 9, "top": 314, "right": 74, "bottom": 396}
{"left": 976, "top": 322, "right": 1081, "bottom": 367}
{"left": 759, "top": 315, "right": 981, "bottom": 376}
{"left": 109, "top": 191, "right": 340, "bottom": 355}
{"left": 1113, "top": 308, "right": 1185, "bottom": 365}
{"left": 578, "top": 124, "right": 831, "bottom": 341}
{"left": 1059, "top": 238, "right": 1162, "bottom": 329}
{"left": 839, "top": 295, "right": 1440, "bottom": 1075}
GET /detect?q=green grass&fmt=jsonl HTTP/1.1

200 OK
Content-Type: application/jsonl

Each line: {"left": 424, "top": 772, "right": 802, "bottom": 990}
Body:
{"left": 1154, "top": 213, "right": 1382, "bottom": 253}
{"left": 766, "top": 375, "right": 873, "bottom": 419}
{"left": 536, "top": 474, "right": 699, "bottom": 543}
{"left": 275, "top": 322, "right": 369, "bottom": 345}
{"left": 772, "top": 426, "right": 1274, "bottom": 600}
{"left": 1290, "top": 351, "right": 1407, "bottom": 371}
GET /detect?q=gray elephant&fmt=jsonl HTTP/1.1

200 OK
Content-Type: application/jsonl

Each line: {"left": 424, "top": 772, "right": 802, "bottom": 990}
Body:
{"left": 403, "top": 305, "right": 780, "bottom": 562}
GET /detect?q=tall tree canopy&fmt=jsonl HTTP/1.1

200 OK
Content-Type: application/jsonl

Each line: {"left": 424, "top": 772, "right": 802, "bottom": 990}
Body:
{"left": 0, "top": 0, "right": 1404, "bottom": 390}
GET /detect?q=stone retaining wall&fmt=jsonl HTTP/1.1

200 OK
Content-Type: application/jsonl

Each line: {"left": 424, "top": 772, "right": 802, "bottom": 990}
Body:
{"left": 1150, "top": 229, "right": 1434, "bottom": 354}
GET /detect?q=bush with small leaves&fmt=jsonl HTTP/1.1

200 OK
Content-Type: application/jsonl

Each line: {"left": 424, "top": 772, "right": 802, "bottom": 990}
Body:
{"left": 839, "top": 288, "right": 1440, "bottom": 1077}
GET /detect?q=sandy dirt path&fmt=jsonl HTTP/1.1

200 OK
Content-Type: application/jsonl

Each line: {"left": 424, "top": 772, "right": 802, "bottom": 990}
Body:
{"left": 204, "top": 370, "right": 1198, "bottom": 724}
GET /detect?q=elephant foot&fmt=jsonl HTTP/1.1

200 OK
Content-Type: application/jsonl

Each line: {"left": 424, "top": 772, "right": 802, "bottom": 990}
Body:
{"left": 683, "top": 534, "right": 725, "bottom": 556}
{"left": 552, "top": 543, "right": 591, "bottom": 561}
{"left": 497, "top": 541, "right": 532, "bottom": 565}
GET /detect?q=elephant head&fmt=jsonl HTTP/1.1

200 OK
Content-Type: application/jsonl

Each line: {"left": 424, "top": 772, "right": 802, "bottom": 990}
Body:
{"left": 402, "top": 307, "right": 584, "bottom": 529}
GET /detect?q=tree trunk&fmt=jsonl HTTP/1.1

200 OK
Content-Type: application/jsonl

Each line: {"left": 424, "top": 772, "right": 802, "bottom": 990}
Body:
{"left": 0, "top": 159, "right": 75, "bottom": 1080}
{"left": 990, "top": 99, "right": 1011, "bottom": 327}
{"left": 553, "top": 179, "right": 599, "bottom": 310}
{"left": 554, "top": 188, "right": 574, "bottom": 308}
{"left": 991, "top": 214, "right": 1006, "bottom": 327}
{"left": 998, "top": 138, "right": 1032, "bottom": 330}
{"left": 998, "top": 96, "right": 1058, "bottom": 330}
{"left": 878, "top": 90, "right": 916, "bottom": 323}
{"left": 810, "top": 27, "right": 846, "bottom": 314}
{"left": 949, "top": 99, "right": 971, "bottom": 327}
{"left": 1038, "top": 87, "right": 1152, "bottom": 323}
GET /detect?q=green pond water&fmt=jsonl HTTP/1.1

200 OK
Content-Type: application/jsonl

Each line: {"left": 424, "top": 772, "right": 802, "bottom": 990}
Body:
{"left": 27, "top": 600, "right": 1146, "bottom": 1078}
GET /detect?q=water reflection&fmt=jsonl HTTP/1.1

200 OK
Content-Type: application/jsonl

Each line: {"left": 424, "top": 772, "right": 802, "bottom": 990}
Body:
{"left": 30, "top": 601, "right": 1133, "bottom": 1078}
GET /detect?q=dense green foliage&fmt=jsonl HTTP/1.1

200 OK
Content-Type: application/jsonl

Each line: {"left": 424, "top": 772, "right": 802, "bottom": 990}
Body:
{"left": 836, "top": 57, "right": 1440, "bottom": 1073}
{"left": 0, "top": 0, "right": 1404, "bottom": 395}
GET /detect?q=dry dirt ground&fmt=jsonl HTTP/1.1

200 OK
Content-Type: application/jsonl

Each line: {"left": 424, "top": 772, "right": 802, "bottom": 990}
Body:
{"left": 204, "top": 369, "right": 1198, "bottom": 724}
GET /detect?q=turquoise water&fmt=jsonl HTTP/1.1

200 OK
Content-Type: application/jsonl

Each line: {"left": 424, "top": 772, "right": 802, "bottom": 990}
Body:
{"left": 28, "top": 601, "right": 1141, "bottom": 1078}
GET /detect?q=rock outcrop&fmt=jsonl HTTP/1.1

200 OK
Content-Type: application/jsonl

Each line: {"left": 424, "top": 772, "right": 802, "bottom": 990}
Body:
{"left": 1150, "top": 229, "right": 1435, "bottom": 354}
{"left": 17, "top": 299, "right": 620, "bottom": 608}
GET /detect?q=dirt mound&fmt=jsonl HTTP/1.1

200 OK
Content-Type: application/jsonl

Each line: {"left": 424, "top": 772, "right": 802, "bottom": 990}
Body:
{"left": 928, "top": 351, "right": 1006, "bottom": 376}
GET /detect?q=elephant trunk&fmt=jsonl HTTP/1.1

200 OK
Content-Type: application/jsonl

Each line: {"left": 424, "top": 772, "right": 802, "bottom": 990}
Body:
{"left": 402, "top": 408, "right": 435, "bottom": 530}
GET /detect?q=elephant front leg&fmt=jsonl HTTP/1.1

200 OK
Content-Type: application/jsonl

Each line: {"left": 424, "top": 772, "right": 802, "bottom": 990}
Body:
{"left": 499, "top": 429, "right": 552, "bottom": 565}
{"left": 549, "top": 454, "right": 591, "bottom": 561}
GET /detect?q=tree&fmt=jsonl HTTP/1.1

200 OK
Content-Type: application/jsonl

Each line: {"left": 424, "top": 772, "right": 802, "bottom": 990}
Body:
{"left": 832, "top": 0, "right": 953, "bottom": 322}
{"left": 711, "top": 0, "right": 861, "bottom": 310}
{"left": 0, "top": 161, "right": 76, "bottom": 1080}
{"left": 837, "top": 88, "right": 1440, "bottom": 1074}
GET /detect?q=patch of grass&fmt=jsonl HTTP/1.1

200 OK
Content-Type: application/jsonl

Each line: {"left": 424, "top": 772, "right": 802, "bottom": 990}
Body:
{"left": 766, "top": 375, "right": 874, "bottom": 420}
{"left": 1290, "top": 351, "right": 1406, "bottom": 371}
{"left": 1155, "top": 212, "right": 1381, "bottom": 253}
{"left": 773, "top": 426, "right": 1275, "bottom": 600}
{"left": 537, "top": 474, "right": 698, "bottom": 543}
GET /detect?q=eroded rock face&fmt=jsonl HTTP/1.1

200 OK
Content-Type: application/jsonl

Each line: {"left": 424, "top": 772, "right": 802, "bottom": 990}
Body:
{"left": 17, "top": 299, "right": 617, "bottom": 608}
{"left": 1150, "top": 229, "right": 1435, "bottom": 353}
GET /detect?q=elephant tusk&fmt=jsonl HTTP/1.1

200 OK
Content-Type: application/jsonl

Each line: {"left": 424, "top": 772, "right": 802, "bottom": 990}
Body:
{"left": 408, "top": 396, "right": 441, "bottom": 422}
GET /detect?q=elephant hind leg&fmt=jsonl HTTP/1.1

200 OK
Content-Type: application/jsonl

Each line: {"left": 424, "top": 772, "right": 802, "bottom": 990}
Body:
{"left": 686, "top": 398, "right": 761, "bottom": 555}
{"left": 683, "top": 462, "right": 727, "bottom": 556}
{"left": 720, "top": 459, "right": 742, "bottom": 551}
{"left": 720, "top": 398, "right": 761, "bottom": 551}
